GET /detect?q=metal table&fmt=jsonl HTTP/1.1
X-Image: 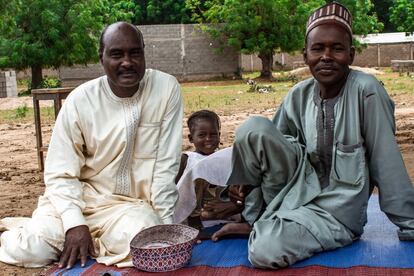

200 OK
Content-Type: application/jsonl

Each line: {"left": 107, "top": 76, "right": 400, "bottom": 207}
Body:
{"left": 32, "top": 87, "right": 74, "bottom": 171}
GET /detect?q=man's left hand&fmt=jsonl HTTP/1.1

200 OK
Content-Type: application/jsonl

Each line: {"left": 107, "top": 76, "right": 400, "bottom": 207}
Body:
{"left": 58, "top": 225, "right": 97, "bottom": 269}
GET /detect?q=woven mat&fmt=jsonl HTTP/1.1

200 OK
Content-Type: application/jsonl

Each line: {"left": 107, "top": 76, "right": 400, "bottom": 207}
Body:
{"left": 43, "top": 195, "right": 414, "bottom": 275}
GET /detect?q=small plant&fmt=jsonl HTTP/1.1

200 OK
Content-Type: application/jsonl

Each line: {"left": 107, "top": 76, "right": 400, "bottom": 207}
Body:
{"left": 18, "top": 76, "right": 61, "bottom": 96}
{"left": 17, "top": 78, "right": 30, "bottom": 87}
{"left": 17, "top": 78, "right": 31, "bottom": 97}
{"left": 273, "top": 74, "right": 299, "bottom": 84}
{"left": 18, "top": 90, "right": 31, "bottom": 97}
{"left": 14, "top": 104, "right": 28, "bottom": 118}
{"left": 246, "top": 79, "right": 275, "bottom": 93}
{"left": 40, "top": 76, "right": 61, "bottom": 88}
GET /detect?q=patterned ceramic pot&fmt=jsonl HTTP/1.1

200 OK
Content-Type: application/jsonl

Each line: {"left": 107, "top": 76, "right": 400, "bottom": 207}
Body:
{"left": 130, "top": 224, "right": 199, "bottom": 272}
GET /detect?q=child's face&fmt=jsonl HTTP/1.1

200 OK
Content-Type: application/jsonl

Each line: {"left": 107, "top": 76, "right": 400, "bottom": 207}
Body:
{"left": 189, "top": 118, "right": 220, "bottom": 155}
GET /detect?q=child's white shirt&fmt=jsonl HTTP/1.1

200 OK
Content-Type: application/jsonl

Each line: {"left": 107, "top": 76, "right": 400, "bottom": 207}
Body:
{"left": 174, "top": 147, "right": 233, "bottom": 224}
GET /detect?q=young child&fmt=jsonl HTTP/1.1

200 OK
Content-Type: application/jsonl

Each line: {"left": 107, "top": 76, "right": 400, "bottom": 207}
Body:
{"left": 175, "top": 110, "right": 242, "bottom": 231}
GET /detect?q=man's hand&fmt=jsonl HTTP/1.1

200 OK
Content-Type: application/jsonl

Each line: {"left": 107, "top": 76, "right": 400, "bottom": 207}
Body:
{"left": 59, "top": 225, "right": 97, "bottom": 269}
{"left": 228, "top": 185, "right": 254, "bottom": 205}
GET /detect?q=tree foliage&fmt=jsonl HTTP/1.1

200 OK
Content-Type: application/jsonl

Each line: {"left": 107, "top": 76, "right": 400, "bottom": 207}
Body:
{"left": 334, "top": 0, "right": 383, "bottom": 35}
{"left": 187, "top": 0, "right": 323, "bottom": 78}
{"left": 389, "top": 0, "right": 414, "bottom": 33}
{"left": 371, "top": 0, "right": 395, "bottom": 32}
{"left": 187, "top": 0, "right": 383, "bottom": 78}
{"left": 133, "top": 0, "right": 191, "bottom": 24}
{"left": 0, "top": 0, "right": 135, "bottom": 89}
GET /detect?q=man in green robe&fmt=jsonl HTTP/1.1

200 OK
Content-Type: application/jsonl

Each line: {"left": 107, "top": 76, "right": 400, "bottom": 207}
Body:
{"left": 212, "top": 2, "right": 414, "bottom": 269}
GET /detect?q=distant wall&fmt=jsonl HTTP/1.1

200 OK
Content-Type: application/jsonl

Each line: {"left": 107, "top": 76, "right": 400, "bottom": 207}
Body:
{"left": 0, "top": 71, "right": 17, "bottom": 98}
{"left": 19, "top": 27, "right": 414, "bottom": 84}
{"left": 16, "top": 68, "right": 58, "bottom": 80}
{"left": 242, "top": 42, "right": 414, "bottom": 71}
{"left": 59, "top": 24, "right": 240, "bottom": 87}
{"left": 391, "top": 60, "right": 414, "bottom": 72}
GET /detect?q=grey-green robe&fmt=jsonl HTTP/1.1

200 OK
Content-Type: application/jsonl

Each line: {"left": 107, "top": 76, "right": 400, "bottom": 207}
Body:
{"left": 227, "top": 70, "right": 414, "bottom": 268}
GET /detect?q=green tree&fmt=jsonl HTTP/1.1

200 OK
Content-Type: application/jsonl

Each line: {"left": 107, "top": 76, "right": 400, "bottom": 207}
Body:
{"left": 390, "top": 0, "right": 414, "bottom": 33}
{"left": 0, "top": 0, "right": 135, "bottom": 89}
{"left": 187, "top": 0, "right": 383, "bottom": 79}
{"left": 334, "top": 0, "right": 383, "bottom": 37}
{"left": 188, "top": 0, "right": 323, "bottom": 78}
{"left": 371, "top": 0, "right": 395, "bottom": 32}
{"left": 185, "top": 0, "right": 217, "bottom": 23}
{"left": 133, "top": 0, "right": 191, "bottom": 24}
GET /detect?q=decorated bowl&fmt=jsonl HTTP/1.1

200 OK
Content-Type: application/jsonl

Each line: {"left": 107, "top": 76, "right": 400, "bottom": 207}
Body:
{"left": 130, "top": 224, "right": 199, "bottom": 272}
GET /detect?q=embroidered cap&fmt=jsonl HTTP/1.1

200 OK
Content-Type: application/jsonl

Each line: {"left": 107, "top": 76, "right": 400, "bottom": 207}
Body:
{"left": 306, "top": 2, "right": 352, "bottom": 37}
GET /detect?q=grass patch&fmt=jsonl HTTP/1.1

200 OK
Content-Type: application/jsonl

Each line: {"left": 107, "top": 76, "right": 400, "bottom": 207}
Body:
{"left": 378, "top": 73, "right": 414, "bottom": 95}
{"left": 17, "top": 76, "right": 62, "bottom": 97}
{"left": 14, "top": 105, "right": 29, "bottom": 118}
{"left": 0, "top": 106, "right": 55, "bottom": 124}
{"left": 1, "top": 70, "right": 413, "bottom": 124}
{"left": 182, "top": 81, "right": 291, "bottom": 115}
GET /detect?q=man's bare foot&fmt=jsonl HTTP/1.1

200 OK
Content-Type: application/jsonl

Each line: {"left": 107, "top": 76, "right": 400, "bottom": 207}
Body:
{"left": 200, "top": 200, "right": 243, "bottom": 220}
{"left": 211, "top": 222, "right": 252, "bottom": 241}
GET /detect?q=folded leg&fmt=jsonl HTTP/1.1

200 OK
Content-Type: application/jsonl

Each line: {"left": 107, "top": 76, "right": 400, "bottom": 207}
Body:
{"left": 248, "top": 205, "right": 354, "bottom": 269}
{"left": 0, "top": 196, "right": 64, "bottom": 267}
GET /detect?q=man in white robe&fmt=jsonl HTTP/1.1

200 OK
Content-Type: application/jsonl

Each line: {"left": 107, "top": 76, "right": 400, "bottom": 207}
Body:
{"left": 0, "top": 22, "right": 183, "bottom": 269}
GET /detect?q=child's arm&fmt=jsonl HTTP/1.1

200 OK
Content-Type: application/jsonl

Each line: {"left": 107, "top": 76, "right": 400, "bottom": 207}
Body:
{"left": 175, "top": 153, "right": 188, "bottom": 184}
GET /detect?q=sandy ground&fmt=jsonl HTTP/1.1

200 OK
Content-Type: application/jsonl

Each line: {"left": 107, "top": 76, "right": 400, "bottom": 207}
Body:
{"left": 0, "top": 93, "right": 414, "bottom": 275}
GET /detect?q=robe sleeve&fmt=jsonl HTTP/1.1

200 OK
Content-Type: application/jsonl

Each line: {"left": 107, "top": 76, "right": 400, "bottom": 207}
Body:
{"left": 151, "top": 80, "right": 183, "bottom": 224}
{"left": 362, "top": 79, "right": 414, "bottom": 240}
{"left": 272, "top": 97, "right": 301, "bottom": 139}
{"left": 273, "top": 102, "right": 291, "bottom": 134}
{"left": 44, "top": 94, "right": 87, "bottom": 233}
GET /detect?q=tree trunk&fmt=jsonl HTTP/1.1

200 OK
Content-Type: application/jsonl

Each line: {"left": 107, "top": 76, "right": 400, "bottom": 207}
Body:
{"left": 31, "top": 64, "right": 43, "bottom": 89}
{"left": 258, "top": 51, "right": 274, "bottom": 79}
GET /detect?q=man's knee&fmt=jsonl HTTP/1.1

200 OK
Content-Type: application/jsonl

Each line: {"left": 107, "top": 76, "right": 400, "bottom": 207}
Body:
{"left": 99, "top": 205, "right": 162, "bottom": 253}
{"left": 248, "top": 219, "right": 321, "bottom": 269}
{"left": 235, "top": 116, "right": 274, "bottom": 142}
{"left": 248, "top": 229, "right": 293, "bottom": 268}
{"left": 0, "top": 229, "right": 59, "bottom": 267}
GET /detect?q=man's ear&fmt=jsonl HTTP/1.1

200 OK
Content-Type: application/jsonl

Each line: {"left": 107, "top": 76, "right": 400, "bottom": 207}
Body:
{"left": 303, "top": 47, "right": 308, "bottom": 65}
{"left": 188, "top": 133, "right": 193, "bottom": 143}
{"left": 349, "top": 46, "right": 355, "bottom": 65}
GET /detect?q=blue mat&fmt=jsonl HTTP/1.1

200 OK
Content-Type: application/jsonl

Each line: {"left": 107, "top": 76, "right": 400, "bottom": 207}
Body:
{"left": 46, "top": 195, "right": 414, "bottom": 275}
{"left": 190, "top": 195, "right": 414, "bottom": 268}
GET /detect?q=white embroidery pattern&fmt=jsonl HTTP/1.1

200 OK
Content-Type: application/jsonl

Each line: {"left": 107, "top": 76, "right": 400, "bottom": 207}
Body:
{"left": 115, "top": 97, "right": 141, "bottom": 196}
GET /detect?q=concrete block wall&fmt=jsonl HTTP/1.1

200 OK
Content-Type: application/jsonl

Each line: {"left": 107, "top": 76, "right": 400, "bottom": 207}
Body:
{"left": 276, "top": 52, "right": 304, "bottom": 69}
{"left": 59, "top": 64, "right": 104, "bottom": 87}
{"left": 391, "top": 60, "right": 414, "bottom": 72}
{"left": 0, "top": 71, "right": 18, "bottom": 98}
{"left": 16, "top": 68, "right": 58, "bottom": 80}
{"left": 242, "top": 42, "right": 414, "bottom": 71}
{"left": 379, "top": 44, "right": 411, "bottom": 67}
{"left": 353, "top": 45, "right": 378, "bottom": 67}
{"left": 138, "top": 24, "right": 240, "bottom": 80}
{"left": 60, "top": 24, "right": 240, "bottom": 86}
{"left": 241, "top": 52, "right": 304, "bottom": 72}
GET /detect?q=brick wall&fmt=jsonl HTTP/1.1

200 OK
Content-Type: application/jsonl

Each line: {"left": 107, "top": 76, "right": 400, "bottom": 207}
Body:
{"left": 58, "top": 64, "right": 104, "bottom": 88}
{"left": 379, "top": 44, "right": 411, "bottom": 67}
{"left": 391, "top": 60, "right": 414, "bottom": 72}
{"left": 59, "top": 24, "right": 240, "bottom": 87}
{"left": 353, "top": 45, "right": 379, "bottom": 67}
{"left": 242, "top": 42, "right": 414, "bottom": 71}
{"left": 0, "top": 71, "right": 18, "bottom": 98}
{"left": 17, "top": 26, "right": 414, "bottom": 83}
